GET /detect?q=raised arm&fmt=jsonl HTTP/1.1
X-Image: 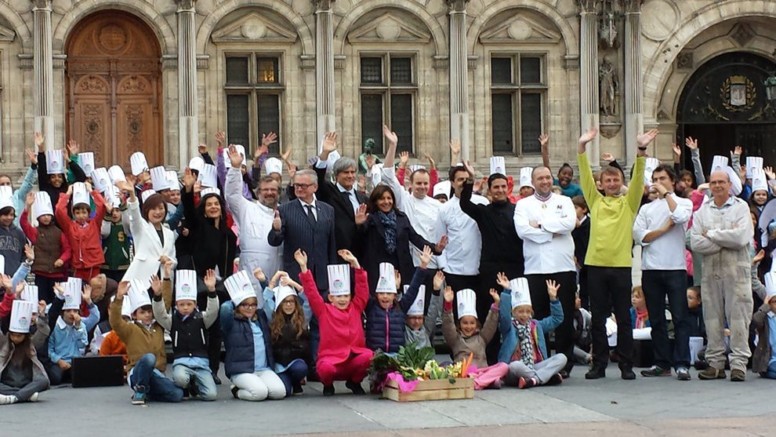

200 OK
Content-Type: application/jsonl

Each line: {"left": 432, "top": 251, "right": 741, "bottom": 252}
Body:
{"left": 539, "top": 133, "right": 551, "bottom": 171}
{"left": 577, "top": 128, "right": 602, "bottom": 205}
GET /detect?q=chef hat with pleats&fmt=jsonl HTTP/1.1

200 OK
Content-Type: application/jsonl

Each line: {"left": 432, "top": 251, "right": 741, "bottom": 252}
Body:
{"left": 374, "top": 263, "right": 397, "bottom": 294}
{"left": 509, "top": 278, "right": 532, "bottom": 309}
{"left": 91, "top": 167, "right": 111, "bottom": 193}
{"left": 108, "top": 165, "right": 126, "bottom": 184}
{"left": 519, "top": 167, "right": 533, "bottom": 190}
{"left": 264, "top": 157, "right": 283, "bottom": 176}
{"left": 0, "top": 186, "right": 13, "bottom": 212}
{"left": 198, "top": 164, "right": 217, "bottom": 188}
{"left": 79, "top": 152, "right": 95, "bottom": 175}
{"left": 747, "top": 156, "right": 763, "bottom": 179}
{"left": 9, "top": 301, "right": 34, "bottom": 334}
{"left": 223, "top": 145, "right": 246, "bottom": 169}
{"left": 130, "top": 152, "right": 149, "bottom": 176}
{"left": 224, "top": 270, "right": 256, "bottom": 306}
{"left": 189, "top": 157, "right": 205, "bottom": 173}
{"left": 456, "top": 289, "right": 477, "bottom": 319}
{"left": 71, "top": 182, "right": 91, "bottom": 209}
{"left": 150, "top": 166, "right": 171, "bottom": 192}
{"left": 404, "top": 284, "right": 426, "bottom": 317}
{"left": 128, "top": 279, "right": 152, "bottom": 314}
{"left": 140, "top": 189, "right": 157, "bottom": 203}
{"left": 166, "top": 171, "right": 180, "bottom": 191}
{"left": 62, "top": 277, "right": 83, "bottom": 310}
{"left": 751, "top": 167, "right": 768, "bottom": 193}
{"left": 327, "top": 264, "right": 351, "bottom": 296}
{"left": 175, "top": 270, "right": 198, "bottom": 302}
{"left": 46, "top": 150, "right": 64, "bottom": 174}
{"left": 490, "top": 156, "right": 506, "bottom": 176}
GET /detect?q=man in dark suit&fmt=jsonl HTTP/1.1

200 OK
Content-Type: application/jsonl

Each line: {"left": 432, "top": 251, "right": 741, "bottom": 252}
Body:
{"left": 314, "top": 132, "right": 368, "bottom": 260}
{"left": 268, "top": 168, "right": 337, "bottom": 293}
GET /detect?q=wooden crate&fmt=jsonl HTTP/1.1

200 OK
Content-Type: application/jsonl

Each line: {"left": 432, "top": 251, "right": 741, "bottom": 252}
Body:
{"left": 382, "top": 377, "right": 474, "bottom": 402}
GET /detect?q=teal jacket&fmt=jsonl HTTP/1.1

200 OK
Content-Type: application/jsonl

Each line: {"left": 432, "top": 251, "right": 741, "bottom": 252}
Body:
{"left": 497, "top": 291, "right": 563, "bottom": 364}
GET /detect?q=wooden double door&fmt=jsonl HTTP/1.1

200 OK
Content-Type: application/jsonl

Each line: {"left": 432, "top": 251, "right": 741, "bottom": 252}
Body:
{"left": 66, "top": 11, "right": 163, "bottom": 170}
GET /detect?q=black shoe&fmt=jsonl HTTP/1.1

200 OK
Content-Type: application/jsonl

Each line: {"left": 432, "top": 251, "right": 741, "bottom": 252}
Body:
{"left": 188, "top": 381, "right": 200, "bottom": 397}
{"left": 620, "top": 368, "right": 636, "bottom": 380}
{"left": 559, "top": 370, "right": 570, "bottom": 379}
{"left": 546, "top": 373, "right": 564, "bottom": 386}
{"left": 292, "top": 383, "right": 304, "bottom": 395}
{"left": 322, "top": 385, "right": 335, "bottom": 396}
{"left": 640, "top": 366, "right": 671, "bottom": 377}
{"left": 181, "top": 388, "right": 191, "bottom": 399}
{"left": 230, "top": 385, "right": 239, "bottom": 399}
{"left": 212, "top": 372, "right": 222, "bottom": 385}
{"left": 585, "top": 366, "right": 606, "bottom": 380}
{"left": 346, "top": 381, "right": 366, "bottom": 395}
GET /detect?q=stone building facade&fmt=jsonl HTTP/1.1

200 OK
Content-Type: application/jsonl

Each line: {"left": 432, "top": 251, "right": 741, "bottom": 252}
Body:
{"left": 0, "top": 0, "right": 775, "bottom": 177}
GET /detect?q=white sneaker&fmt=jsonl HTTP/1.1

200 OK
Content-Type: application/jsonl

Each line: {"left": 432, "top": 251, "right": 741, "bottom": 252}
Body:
{"left": 29, "top": 392, "right": 39, "bottom": 402}
{"left": 0, "top": 394, "right": 18, "bottom": 405}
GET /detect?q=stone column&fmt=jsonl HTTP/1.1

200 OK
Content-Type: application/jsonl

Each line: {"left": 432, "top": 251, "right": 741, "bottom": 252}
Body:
{"left": 623, "top": 0, "right": 643, "bottom": 164}
{"left": 32, "top": 0, "right": 54, "bottom": 149}
{"left": 579, "top": 0, "right": 600, "bottom": 164}
{"left": 177, "top": 0, "right": 198, "bottom": 168}
{"left": 314, "top": 0, "right": 335, "bottom": 147}
{"left": 448, "top": 0, "right": 469, "bottom": 160}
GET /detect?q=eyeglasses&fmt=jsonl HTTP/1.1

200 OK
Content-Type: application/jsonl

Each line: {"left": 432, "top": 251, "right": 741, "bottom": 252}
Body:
{"left": 294, "top": 183, "right": 315, "bottom": 189}
{"left": 239, "top": 303, "right": 258, "bottom": 309}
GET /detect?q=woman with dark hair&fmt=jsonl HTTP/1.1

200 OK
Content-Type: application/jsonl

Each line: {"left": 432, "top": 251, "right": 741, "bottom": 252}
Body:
{"left": 115, "top": 179, "right": 176, "bottom": 282}
{"left": 181, "top": 167, "right": 238, "bottom": 384}
{"left": 358, "top": 185, "right": 446, "bottom": 293}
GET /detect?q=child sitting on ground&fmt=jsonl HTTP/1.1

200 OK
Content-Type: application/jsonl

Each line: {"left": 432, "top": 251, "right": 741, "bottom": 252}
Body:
{"left": 366, "top": 246, "right": 432, "bottom": 353}
{"left": 572, "top": 290, "right": 593, "bottom": 364}
{"left": 630, "top": 286, "right": 650, "bottom": 330}
{"left": 442, "top": 285, "right": 507, "bottom": 389}
{"left": 497, "top": 274, "right": 566, "bottom": 388}
{"left": 405, "top": 270, "right": 444, "bottom": 349}
{"left": 295, "top": 248, "right": 373, "bottom": 396}
{"left": 0, "top": 300, "right": 50, "bottom": 404}
{"left": 152, "top": 269, "right": 219, "bottom": 401}
{"left": 110, "top": 276, "right": 183, "bottom": 405}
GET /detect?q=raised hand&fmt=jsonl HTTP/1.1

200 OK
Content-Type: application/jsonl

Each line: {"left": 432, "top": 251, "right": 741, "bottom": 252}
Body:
{"left": 685, "top": 137, "right": 698, "bottom": 150}
{"left": 546, "top": 279, "right": 559, "bottom": 301}
{"left": 423, "top": 152, "right": 436, "bottom": 169}
{"left": 399, "top": 151, "right": 410, "bottom": 167}
{"left": 23, "top": 244, "right": 33, "bottom": 261}
{"left": 294, "top": 249, "right": 308, "bottom": 268}
{"left": 601, "top": 152, "right": 614, "bottom": 162}
{"left": 162, "top": 259, "right": 173, "bottom": 279}
{"left": 449, "top": 139, "right": 461, "bottom": 157}
{"left": 280, "top": 147, "right": 293, "bottom": 163}
{"left": 443, "top": 286, "right": 454, "bottom": 303}
{"left": 38, "top": 300, "right": 46, "bottom": 316}
{"left": 418, "top": 245, "right": 433, "bottom": 269}
{"left": 355, "top": 203, "right": 369, "bottom": 225}
{"left": 72, "top": 313, "right": 82, "bottom": 327}
{"left": 82, "top": 284, "right": 93, "bottom": 305}
{"left": 269, "top": 270, "right": 285, "bottom": 288}
{"left": 198, "top": 144, "right": 208, "bottom": 155}
{"left": 765, "top": 166, "right": 775, "bottom": 180}
{"left": 463, "top": 160, "right": 475, "bottom": 177}
{"left": 578, "top": 128, "right": 598, "bottom": 145}
{"left": 14, "top": 280, "right": 25, "bottom": 297}
{"left": 228, "top": 144, "right": 244, "bottom": 168}
{"left": 204, "top": 269, "right": 217, "bottom": 291}
{"left": 182, "top": 167, "right": 197, "bottom": 191}
{"left": 436, "top": 234, "right": 448, "bottom": 252}
{"left": 539, "top": 133, "right": 549, "bottom": 149}
{"left": 66, "top": 139, "right": 80, "bottom": 156}
{"left": 26, "top": 149, "right": 38, "bottom": 165}
{"left": 25, "top": 192, "right": 35, "bottom": 208}
{"left": 496, "top": 272, "right": 510, "bottom": 290}
{"left": 671, "top": 143, "right": 682, "bottom": 158}
{"left": 0, "top": 274, "right": 11, "bottom": 291}
{"left": 150, "top": 274, "right": 162, "bottom": 296}
{"left": 261, "top": 132, "right": 278, "bottom": 148}
{"left": 272, "top": 210, "right": 282, "bottom": 231}
{"left": 34, "top": 132, "right": 45, "bottom": 152}
{"left": 383, "top": 125, "right": 398, "bottom": 147}
{"left": 215, "top": 131, "right": 226, "bottom": 146}
{"left": 337, "top": 249, "right": 360, "bottom": 269}
{"left": 433, "top": 271, "right": 445, "bottom": 291}
{"left": 636, "top": 129, "right": 659, "bottom": 149}
{"left": 321, "top": 132, "right": 337, "bottom": 154}
{"left": 115, "top": 179, "right": 133, "bottom": 193}
{"left": 489, "top": 288, "right": 501, "bottom": 305}
{"left": 733, "top": 145, "right": 743, "bottom": 156}
{"left": 116, "top": 281, "right": 130, "bottom": 299}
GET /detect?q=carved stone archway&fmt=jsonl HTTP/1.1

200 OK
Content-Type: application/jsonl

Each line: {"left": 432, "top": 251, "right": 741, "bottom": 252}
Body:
{"left": 65, "top": 10, "right": 163, "bottom": 169}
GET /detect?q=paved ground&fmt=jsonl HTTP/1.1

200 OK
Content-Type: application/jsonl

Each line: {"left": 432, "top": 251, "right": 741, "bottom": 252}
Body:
{"left": 2, "top": 365, "right": 774, "bottom": 436}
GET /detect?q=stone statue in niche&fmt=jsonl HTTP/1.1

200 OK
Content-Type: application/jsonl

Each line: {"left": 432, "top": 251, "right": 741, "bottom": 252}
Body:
{"left": 599, "top": 57, "right": 618, "bottom": 117}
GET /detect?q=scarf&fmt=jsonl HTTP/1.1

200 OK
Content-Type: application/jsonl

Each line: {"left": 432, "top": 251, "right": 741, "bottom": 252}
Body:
{"left": 514, "top": 320, "right": 535, "bottom": 367}
{"left": 634, "top": 307, "right": 649, "bottom": 329}
{"left": 378, "top": 210, "right": 398, "bottom": 254}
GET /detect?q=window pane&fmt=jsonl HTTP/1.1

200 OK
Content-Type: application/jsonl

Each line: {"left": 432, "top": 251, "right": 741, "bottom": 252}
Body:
{"left": 361, "top": 94, "right": 384, "bottom": 154}
{"left": 390, "top": 58, "right": 412, "bottom": 84}
{"left": 257, "top": 57, "right": 279, "bottom": 84}
{"left": 257, "top": 94, "right": 280, "bottom": 154}
{"left": 520, "top": 93, "right": 542, "bottom": 154}
{"left": 520, "top": 57, "right": 542, "bottom": 85}
{"left": 491, "top": 58, "right": 512, "bottom": 85}
{"left": 491, "top": 94, "right": 513, "bottom": 153}
{"left": 361, "top": 57, "right": 383, "bottom": 84}
{"left": 226, "top": 57, "right": 249, "bottom": 85}
{"left": 390, "top": 94, "right": 413, "bottom": 153}
{"left": 227, "top": 94, "right": 250, "bottom": 149}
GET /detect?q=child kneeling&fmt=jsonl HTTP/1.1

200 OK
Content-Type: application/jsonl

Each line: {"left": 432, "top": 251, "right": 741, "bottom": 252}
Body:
{"left": 498, "top": 274, "right": 566, "bottom": 388}
{"left": 153, "top": 269, "right": 219, "bottom": 401}
{"left": 295, "top": 249, "right": 373, "bottom": 396}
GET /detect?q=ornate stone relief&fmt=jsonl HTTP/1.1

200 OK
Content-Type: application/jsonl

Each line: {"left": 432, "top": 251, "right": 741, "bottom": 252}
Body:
{"left": 347, "top": 13, "right": 431, "bottom": 44}
{"left": 479, "top": 15, "right": 561, "bottom": 44}
{"left": 211, "top": 11, "right": 298, "bottom": 43}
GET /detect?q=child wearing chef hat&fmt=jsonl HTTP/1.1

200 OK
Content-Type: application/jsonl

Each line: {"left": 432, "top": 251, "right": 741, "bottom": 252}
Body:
{"left": 752, "top": 272, "right": 776, "bottom": 379}
{"left": 295, "top": 248, "right": 373, "bottom": 396}
{"left": 365, "top": 246, "right": 433, "bottom": 354}
{"left": 37, "top": 135, "right": 89, "bottom": 209}
{"left": 151, "top": 269, "right": 219, "bottom": 401}
{"left": 110, "top": 275, "right": 184, "bottom": 405}
{"left": 55, "top": 182, "right": 107, "bottom": 282}
{"left": 496, "top": 274, "right": 566, "bottom": 389}
{"left": 0, "top": 300, "right": 50, "bottom": 404}
{"left": 404, "top": 270, "right": 444, "bottom": 350}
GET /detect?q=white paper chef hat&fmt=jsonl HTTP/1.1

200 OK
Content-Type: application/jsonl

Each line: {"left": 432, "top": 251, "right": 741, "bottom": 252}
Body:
{"left": 509, "top": 277, "right": 532, "bottom": 309}
{"left": 0, "top": 186, "right": 14, "bottom": 211}
{"left": 710, "top": 155, "right": 743, "bottom": 196}
{"left": 91, "top": 167, "right": 111, "bottom": 193}
{"left": 644, "top": 157, "right": 660, "bottom": 186}
{"left": 404, "top": 284, "right": 426, "bottom": 317}
{"left": 519, "top": 167, "right": 533, "bottom": 189}
{"left": 746, "top": 156, "right": 763, "bottom": 178}
{"left": 105, "top": 185, "right": 122, "bottom": 208}
{"left": 224, "top": 270, "right": 256, "bottom": 306}
{"left": 274, "top": 279, "right": 297, "bottom": 312}
{"left": 409, "top": 164, "right": 426, "bottom": 174}
{"left": 370, "top": 163, "right": 384, "bottom": 188}
{"left": 200, "top": 187, "right": 221, "bottom": 199}
{"left": 711, "top": 155, "right": 729, "bottom": 172}
{"left": 326, "top": 150, "right": 341, "bottom": 170}
{"left": 490, "top": 156, "right": 506, "bottom": 176}
{"left": 62, "top": 277, "right": 83, "bottom": 310}
{"left": 751, "top": 167, "right": 768, "bottom": 193}
{"left": 198, "top": 164, "right": 217, "bottom": 188}
{"left": 166, "top": 171, "right": 180, "bottom": 191}
{"left": 79, "top": 152, "right": 95, "bottom": 175}
{"left": 174, "top": 270, "right": 198, "bottom": 302}
{"left": 31, "top": 191, "right": 53, "bottom": 220}
{"left": 456, "top": 289, "right": 477, "bottom": 319}
{"left": 130, "top": 152, "right": 149, "bottom": 176}
{"left": 375, "top": 262, "right": 397, "bottom": 294}
{"left": 433, "top": 180, "right": 451, "bottom": 198}
{"left": 121, "top": 294, "right": 132, "bottom": 318}
{"left": 71, "top": 182, "right": 90, "bottom": 208}
{"left": 327, "top": 264, "right": 351, "bottom": 296}
{"left": 764, "top": 272, "right": 776, "bottom": 302}
{"left": 262, "top": 157, "right": 282, "bottom": 176}
{"left": 108, "top": 165, "right": 126, "bottom": 184}
{"left": 150, "top": 166, "right": 171, "bottom": 191}
{"left": 140, "top": 189, "right": 157, "bottom": 203}
{"left": 223, "top": 145, "right": 246, "bottom": 169}
{"left": 128, "top": 278, "right": 152, "bottom": 314}
{"left": 21, "top": 284, "right": 39, "bottom": 310}
{"left": 46, "top": 149, "right": 65, "bottom": 174}
{"left": 9, "top": 300, "right": 34, "bottom": 334}
{"left": 189, "top": 156, "right": 205, "bottom": 173}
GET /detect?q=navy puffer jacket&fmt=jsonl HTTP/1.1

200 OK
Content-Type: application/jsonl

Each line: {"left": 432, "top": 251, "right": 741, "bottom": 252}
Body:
{"left": 365, "top": 268, "right": 427, "bottom": 353}
{"left": 220, "top": 301, "right": 275, "bottom": 378}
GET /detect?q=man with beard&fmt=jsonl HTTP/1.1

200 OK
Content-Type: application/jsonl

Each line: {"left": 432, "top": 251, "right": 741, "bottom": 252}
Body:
{"left": 225, "top": 149, "right": 283, "bottom": 285}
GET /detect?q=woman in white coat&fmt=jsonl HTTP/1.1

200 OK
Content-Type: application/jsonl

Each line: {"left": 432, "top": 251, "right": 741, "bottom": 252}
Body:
{"left": 115, "top": 179, "right": 177, "bottom": 282}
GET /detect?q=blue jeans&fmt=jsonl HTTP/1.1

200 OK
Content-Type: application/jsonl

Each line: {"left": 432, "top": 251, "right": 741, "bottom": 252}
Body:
{"left": 172, "top": 364, "right": 217, "bottom": 401}
{"left": 764, "top": 361, "right": 776, "bottom": 379}
{"left": 642, "top": 270, "right": 691, "bottom": 369}
{"left": 129, "top": 354, "right": 184, "bottom": 403}
{"left": 277, "top": 359, "right": 308, "bottom": 396}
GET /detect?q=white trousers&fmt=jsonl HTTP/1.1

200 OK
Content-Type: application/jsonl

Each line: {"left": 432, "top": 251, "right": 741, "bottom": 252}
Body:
{"left": 231, "top": 369, "right": 286, "bottom": 401}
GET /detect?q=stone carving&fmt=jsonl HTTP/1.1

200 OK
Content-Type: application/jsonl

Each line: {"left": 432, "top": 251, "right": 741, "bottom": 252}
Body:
{"left": 599, "top": 57, "right": 618, "bottom": 117}
{"left": 598, "top": 0, "right": 618, "bottom": 49}
{"left": 641, "top": 0, "right": 678, "bottom": 41}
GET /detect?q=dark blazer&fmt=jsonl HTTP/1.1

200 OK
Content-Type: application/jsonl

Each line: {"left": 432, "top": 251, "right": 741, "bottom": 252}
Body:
{"left": 314, "top": 164, "right": 367, "bottom": 259}
{"left": 360, "top": 209, "right": 438, "bottom": 293}
{"left": 268, "top": 199, "right": 337, "bottom": 292}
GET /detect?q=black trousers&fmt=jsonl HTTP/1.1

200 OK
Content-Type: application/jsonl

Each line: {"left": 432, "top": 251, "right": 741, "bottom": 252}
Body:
{"left": 443, "top": 272, "right": 480, "bottom": 321}
{"left": 479, "top": 262, "right": 523, "bottom": 365}
{"left": 526, "top": 271, "right": 577, "bottom": 371}
{"left": 587, "top": 266, "right": 634, "bottom": 369}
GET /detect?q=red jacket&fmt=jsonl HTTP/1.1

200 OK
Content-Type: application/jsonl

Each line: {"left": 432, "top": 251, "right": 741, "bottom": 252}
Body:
{"left": 299, "top": 268, "right": 371, "bottom": 365}
{"left": 55, "top": 190, "right": 106, "bottom": 269}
